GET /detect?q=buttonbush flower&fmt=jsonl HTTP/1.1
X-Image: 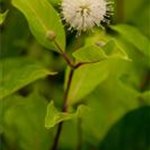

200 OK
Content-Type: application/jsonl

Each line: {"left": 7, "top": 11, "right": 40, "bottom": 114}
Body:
{"left": 61, "top": 0, "right": 113, "bottom": 33}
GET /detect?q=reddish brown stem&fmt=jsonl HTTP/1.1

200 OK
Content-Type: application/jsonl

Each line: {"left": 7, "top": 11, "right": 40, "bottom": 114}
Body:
{"left": 50, "top": 38, "right": 101, "bottom": 150}
{"left": 51, "top": 68, "right": 74, "bottom": 150}
{"left": 53, "top": 39, "right": 75, "bottom": 68}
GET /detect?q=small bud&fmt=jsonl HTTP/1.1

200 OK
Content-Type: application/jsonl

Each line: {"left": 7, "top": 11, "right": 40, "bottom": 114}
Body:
{"left": 95, "top": 41, "right": 106, "bottom": 47}
{"left": 46, "top": 30, "right": 56, "bottom": 41}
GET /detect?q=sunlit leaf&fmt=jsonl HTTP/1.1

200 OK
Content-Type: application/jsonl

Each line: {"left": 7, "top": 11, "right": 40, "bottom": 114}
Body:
{"left": 0, "top": 10, "right": 8, "bottom": 25}
{"left": 81, "top": 69, "right": 140, "bottom": 145}
{"left": 102, "top": 40, "right": 129, "bottom": 60}
{"left": 12, "top": 0, "right": 66, "bottom": 51}
{"left": 73, "top": 44, "right": 107, "bottom": 62}
{"left": 66, "top": 62, "right": 108, "bottom": 105}
{"left": 66, "top": 41, "right": 129, "bottom": 105}
{"left": 45, "top": 101, "right": 89, "bottom": 129}
{"left": 111, "top": 24, "right": 150, "bottom": 57}
{"left": 73, "top": 39, "right": 129, "bottom": 63}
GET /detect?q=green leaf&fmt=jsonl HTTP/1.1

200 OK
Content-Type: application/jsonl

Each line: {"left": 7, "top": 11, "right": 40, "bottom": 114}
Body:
{"left": 111, "top": 24, "right": 150, "bottom": 57}
{"left": 73, "top": 40, "right": 129, "bottom": 63}
{"left": 0, "top": 93, "right": 52, "bottom": 150}
{"left": 65, "top": 40, "right": 129, "bottom": 105}
{"left": 0, "top": 10, "right": 8, "bottom": 25}
{"left": 84, "top": 28, "right": 108, "bottom": 46}
{"left": 81, "top": 69, "right": 140, "bottom": 145}
{"left": 111, "top": 33, "right": 150, "bottom": 67}
{"left": 12, "top": 0, "right": 66, "bottom": 51}
{"left": 0, "top": 58, "right": 56, "bottom": 99}
{"left": 45, "top": 101, "right": 89, "bottom": 129}
{"left": 1, "top": 9, "right": 31, "bottom": 58}
{"left": 102, "top": 40, "right": 129, "bottom": 60}
{"left": 48, "top": 0, "right": 61, "bottom": 7}
{"left": 73, "top": 45, "right": 107, "bottom": 62}
{"left": 66, "top": 62, "right": 108, "bottom": 105}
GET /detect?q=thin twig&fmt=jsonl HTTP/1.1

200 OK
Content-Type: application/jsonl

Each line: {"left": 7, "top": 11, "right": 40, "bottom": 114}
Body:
{"left": 49, "top": 38, "right": 102, "bottom": 150}
{"left": 62, "top": 68, "right": 74, "bottom": 111}
{"left": 51, "top": 68, "right": 74, "bottom": 150}
{"left": 51, "top": 122, "right": 63, "bottom": 150}
{"left": 53, "top": 39, "right": 75, "bottom": 68}
{"left": 74, "top": 60, "right": 100, "bottom": 69}
{"left": 53, "top": 38, "right": 101, "bottom": 69}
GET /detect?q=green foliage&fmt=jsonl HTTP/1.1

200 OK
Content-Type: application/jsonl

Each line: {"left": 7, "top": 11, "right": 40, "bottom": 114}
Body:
{"left": 81, "top": 59, "right": 141, "bottom": 145}
{"left": 66, "top": 40, "right": 129, "bottom": 105}
{"left": 141, "top": 91, "right": 150, "bottom": 105}
{"left": 111, "top": 24, "right": 150, "bottom": 57}
{"left": 0, "top": 93, "right": 52, "bottom": 150}
{"left": 65, "top": 63, "right": 108, "bottom": 105}
{"left": 45, "top": 101, "right": 89, "bottom": 128}
{"left": 0, "top": 10, "right": 8, "bottom": 25}
{"left": 124, "top": 0, "right": 150, "bottom": 37}
{"left": 73, "top": 45, "right": 107, "bottom": 62}
{"left": 12, "top": 0, "right": 66, "bottom": 52}
{"left": 1, "top": 0, "right": 150, "bottom": 150}
{"left": 73, "top": 40, "right": 128, "bottom": 62}
{"left": 48, "top": 0, "right": 61, "bottom": 7}
{"left": 99, "top": 107, "right": 150, "bottom": 150}
{"left": 1, "top": 8, "right": 30, "bottom": 58}
{"left": 0, "top": 58, "right": 56, "bottom": 99}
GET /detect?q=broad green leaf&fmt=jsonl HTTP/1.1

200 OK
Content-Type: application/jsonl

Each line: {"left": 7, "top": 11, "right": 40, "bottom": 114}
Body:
{"left": 79, "top": 55, "right": 149, "bottom": 145}
{"left": 66, "top": 61, "right": 109, "bottom": 105}
{"left": 12, "top": 0, "right": 65, "bottom": 51}
{"left": 73, "top": 44, "right": 107, "bottom": 62}
{"left": 102, "top": 40, "right": 129, "bottom": 60}
{"left": 0, "top": 93, "right": 52, "bottom": 150}
{"left": 45, "top": 101, "right": 89, "bottom": 129}
{"left": 84, "top": 28, "right": 108, "bottom": 46}
{"left": 0, "top": 58, "right": 56, "bottom": 99}
{"left": 111, "top": 33, "right": 150, "bottom": 68}
{"left": 73, "top": 40, "right": 129, "bottom": 63}
{"left": 66, "top": 41, "right": 128, "bottom": 105}
{"left": 111, "top": 24, "right": 150, "bottom": 57}
{"left": 1, "top": 9, "right": 31, "bottom": 59}
{"left": 81, "top": 68, "right": 140, "bottom": 145}
{"left": 0, "top": 10, "right": 8, "bottom": 25}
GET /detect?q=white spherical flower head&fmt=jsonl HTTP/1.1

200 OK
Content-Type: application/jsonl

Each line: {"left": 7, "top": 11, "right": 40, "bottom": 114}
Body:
{"left": 61, "top": 0, "right": 111, "bottom": 32}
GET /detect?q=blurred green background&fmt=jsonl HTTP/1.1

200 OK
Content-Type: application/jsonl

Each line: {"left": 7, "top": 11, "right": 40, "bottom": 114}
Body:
{"left": 0, "top": 0, "right": 150, "bottom": 150}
